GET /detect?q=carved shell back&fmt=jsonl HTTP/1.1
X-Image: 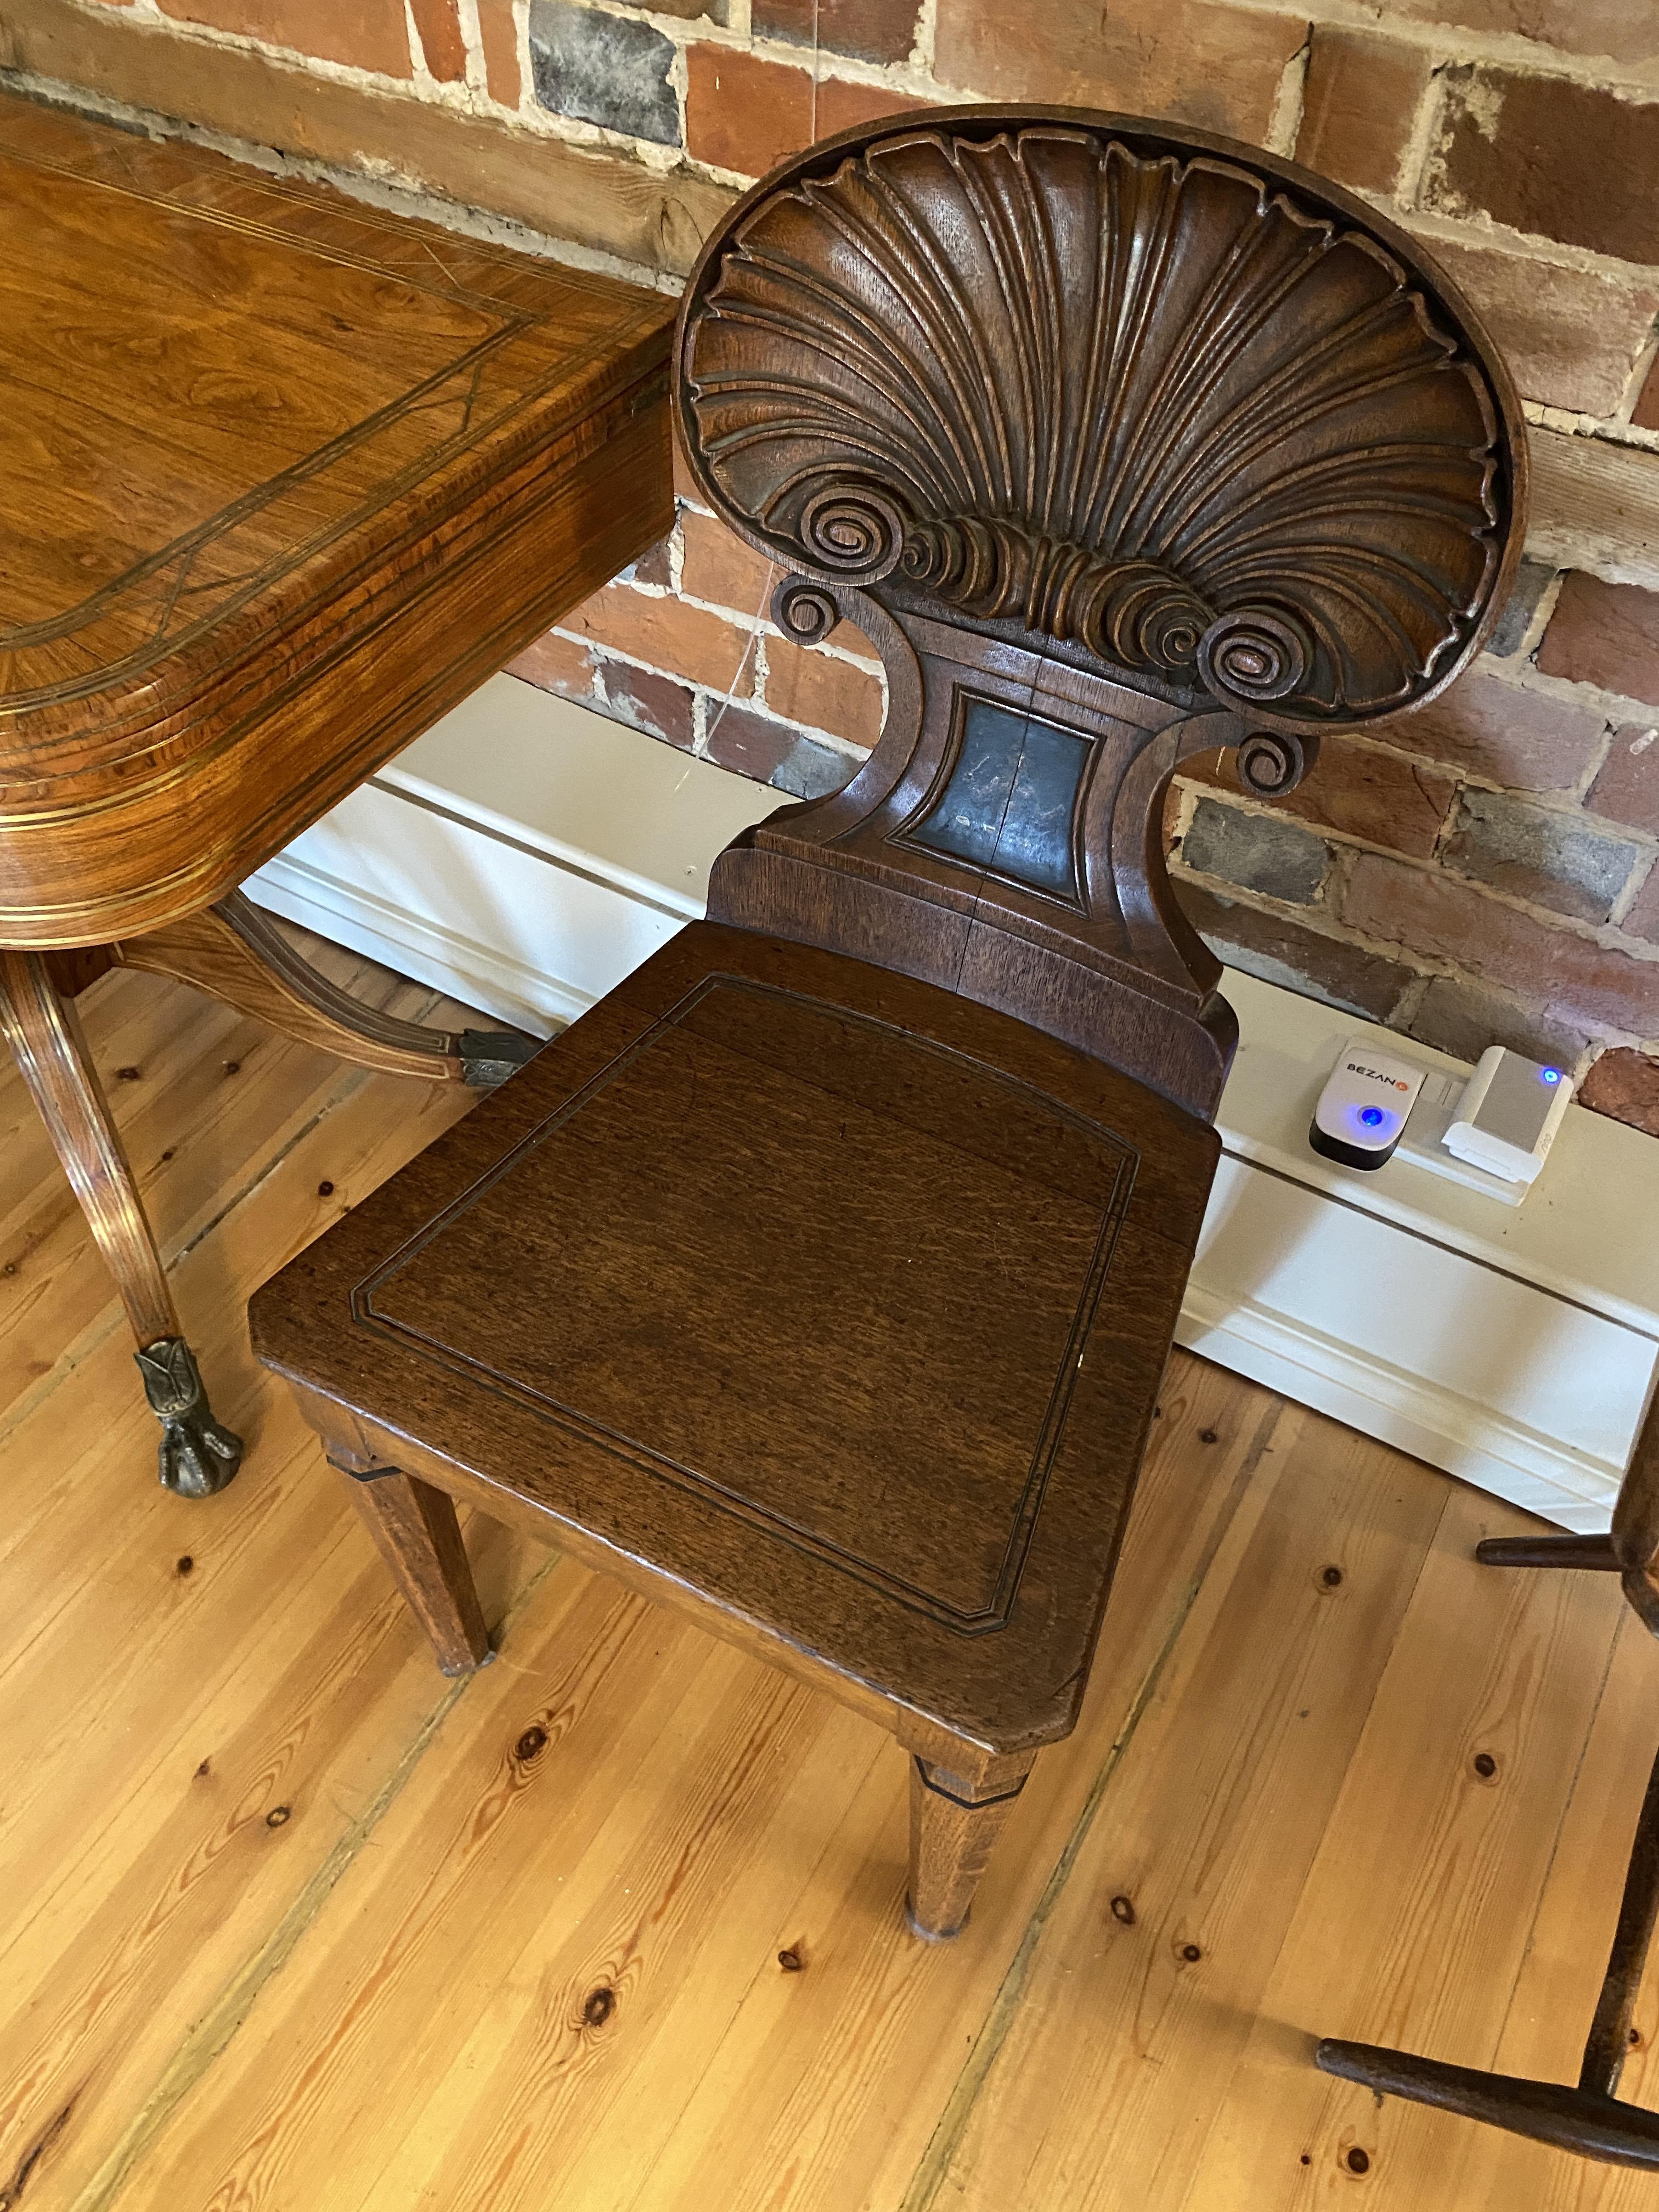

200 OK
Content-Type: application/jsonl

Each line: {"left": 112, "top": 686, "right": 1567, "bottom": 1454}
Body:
{"left": 680, "top": 121, "right": 1519, "bottom": 723}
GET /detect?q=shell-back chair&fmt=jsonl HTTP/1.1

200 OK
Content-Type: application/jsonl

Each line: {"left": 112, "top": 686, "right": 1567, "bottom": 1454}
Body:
{"left": 250, "top": 108, "right": 1525, "bottom": 1938}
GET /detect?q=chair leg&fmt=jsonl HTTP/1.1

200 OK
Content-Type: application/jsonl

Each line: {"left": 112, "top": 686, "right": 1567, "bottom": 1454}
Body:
{"left": 907, "top": 1753, "right": 1035, "bottom": 1940}
{"left": 1475, "top": 1532, "right": 1621, "bottom": 1571}
{"left": 335, "top": 1460, "right": 492, "bottom": 1676}
{"left": 1312, "top": 2042, "right": 1659, "bottom": 2168}
{"left": 0, "top": 947, "right": 242, "bottom": 1497}
{"left": 1316, "top": 1708, "right": 1659, "bottom": 2170}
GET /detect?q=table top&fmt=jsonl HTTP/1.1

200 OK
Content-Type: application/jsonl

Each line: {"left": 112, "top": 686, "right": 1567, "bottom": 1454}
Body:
{"left": 0, "top": 93, "right": 676, "bottom": 946}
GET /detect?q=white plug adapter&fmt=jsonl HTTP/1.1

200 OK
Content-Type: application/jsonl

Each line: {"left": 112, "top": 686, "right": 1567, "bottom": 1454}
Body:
{"left": 1443, "top": 1046, "right": 1572, "bottom": 1185}
{"left": 1309, "top": 1039, "right": 1427, "bottom": 1171}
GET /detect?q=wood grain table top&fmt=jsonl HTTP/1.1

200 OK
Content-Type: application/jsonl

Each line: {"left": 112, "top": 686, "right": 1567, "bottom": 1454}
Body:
{"left": 0, "top": 92, "right": 676, "bottom": 946}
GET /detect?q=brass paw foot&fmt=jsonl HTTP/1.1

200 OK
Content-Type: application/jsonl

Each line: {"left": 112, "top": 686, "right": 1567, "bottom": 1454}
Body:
{"left": 459, "top": 1030, "right": 540, "bottom": 1087}
{"left": 135, "top": 1336, "right": 244, "bottom": 1498}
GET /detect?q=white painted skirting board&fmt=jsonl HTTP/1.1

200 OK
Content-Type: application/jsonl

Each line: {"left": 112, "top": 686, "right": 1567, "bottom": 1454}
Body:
{"left": 247, "top": 674, "right": 1659, "bottom": 1532}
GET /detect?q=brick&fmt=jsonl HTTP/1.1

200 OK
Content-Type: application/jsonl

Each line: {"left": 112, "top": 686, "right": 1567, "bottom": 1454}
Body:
{"left": 1375, "top": 1, "right": 1659, "bottom": 69}
{"left": 680, "top": 509, "right": 777, "bottom": 617}
{"left": 1340, "top": 851, "right": 1659, "bottom": 1036}
{"left": 625, "top": 533, "right": 675, "bottom": 590}
{"left": 1486, "top": 559, "right": 1558, "bottom": 660}
{"left": 1412, "top": 234, "right": 1659, "bottom": 420}
{"left": 477, "top": 0, "right": 520, "bottom": 105}
{"left": 1178, "top": 797, "right": 1329, "bottom": 903}
{"left": 3, "top": 0, "right": 736, "bottom": 273}
{"left": 934, "top": 0, "right": 1308, "bottom": 146}
{"left": 1626, "top": 863, "right": 1659, "bottom": 945}
{"left": 1403, "top": 974, "right": 1590, "bottom": 1074}
{"left": 1590, "top": 723, "right": 1659, "bottom": 837}
{"left": 681, "top": 51, "right": 925, "bottom": 180}
{"left": 760, "top": 634, "right": 884, "bottom": 744}
{"left": 156, "top": 0, "right": 412, "bottom": 74}
{"left": 1374, "top": 670, "right": 1607, "bottom": 794}
{"left": 1428, "top": 71, "right": 1659, "bottom": 268}
{"left": 1171, "top": 878, "right": 1417, "bottom": 1021}
{"left": 1296, "top": 27, "right": 1429, "bottom": 198}
{"left": 409, "top": 0, "right": 466, "bottom": 79}
{"left": 1181, "top": 735, "right": 1454, "bottom": 858}
{"left": 1538, "top": 574, "right": 1659, "bottom": 710}
{"left": 505, "top": 629, "right": 596, "bottom": 699}
{"left": 703, "top": 701, "right": 861, "bottom": 797}
{"left": 775, "top": 729, "right": 861, "bottom": 799}
{"left": 702, "top": 699, "right": 794, "bottom": 783}
{"left": 754, "top": 0, "right": 917, "bottom": 64}
{"left": 813, "top": 80, "right": 934, "bottom": 138}
{"left": 687, "top": 47, "right": 811, "bottom": 177}
{"left": 1442, "top": 789, "right": 1645, "bottom": 924}
{"left": 600, "top": 660, "right": 695, "bottom": 749}
{"left": 679, "top": 505, "right": 883, "bottom": 653}
{"left": 1635, "top": 355, "right": 1659, "bottom": 435}
{"left": 529, "top": 0, "right": 678, "bottom": 145}
{"left": 563, "top": 584, "right": 757, "bottom": 695}
{"left": 1579, "top": 1048, "right": 1659, "bottom": 1136}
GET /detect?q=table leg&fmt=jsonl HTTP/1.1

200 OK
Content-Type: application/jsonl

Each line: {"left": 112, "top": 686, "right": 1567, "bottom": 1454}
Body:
{"left": 114, "top": 893, "right": 537, "bottom": 1087}
{"left": 0, "top": 949, "right": 242, "bottom": 1498}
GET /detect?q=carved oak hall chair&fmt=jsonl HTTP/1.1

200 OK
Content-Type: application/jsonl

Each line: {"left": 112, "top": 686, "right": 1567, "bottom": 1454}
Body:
{"left": 251, "top": 109, "right": 1526, "bottom": 1938}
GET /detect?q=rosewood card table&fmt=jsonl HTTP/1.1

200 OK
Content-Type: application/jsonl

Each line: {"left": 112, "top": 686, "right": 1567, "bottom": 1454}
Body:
{"left": 0, "top": 92, "right": 674, "bottom": 1496}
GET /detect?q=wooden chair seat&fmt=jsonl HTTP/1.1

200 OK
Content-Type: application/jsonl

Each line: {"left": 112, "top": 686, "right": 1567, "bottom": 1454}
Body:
{"left": 251, "top": 105, "right": 1525, "bottom": 1936}
{"left": 252, "top": 923, "right": 1212, "bottom": 1779}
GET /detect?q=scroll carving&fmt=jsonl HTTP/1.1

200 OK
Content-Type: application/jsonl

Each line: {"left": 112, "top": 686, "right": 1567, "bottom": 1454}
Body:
{"left": 679, "top": 119, "right": 1522, "bottom": 728}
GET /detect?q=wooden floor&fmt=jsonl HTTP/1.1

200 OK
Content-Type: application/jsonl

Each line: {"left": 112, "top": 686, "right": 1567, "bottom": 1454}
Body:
{"left": 2, "top": 940, "right": 1657, "bottom": 2212}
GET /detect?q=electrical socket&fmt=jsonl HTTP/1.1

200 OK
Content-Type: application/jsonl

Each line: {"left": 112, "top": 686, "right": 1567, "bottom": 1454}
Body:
{"left": 1393, "top": 1065, "right": 1534, "bottom": 1207}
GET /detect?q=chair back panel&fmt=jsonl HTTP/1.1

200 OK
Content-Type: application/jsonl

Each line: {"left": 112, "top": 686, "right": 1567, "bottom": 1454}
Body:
{"left": 675, "top": 108, "right": 1527, "bottom": 1116}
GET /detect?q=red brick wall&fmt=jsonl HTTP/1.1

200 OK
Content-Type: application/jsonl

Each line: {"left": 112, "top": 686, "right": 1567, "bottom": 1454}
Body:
{"left": 13, "top": 0, "right": 1658, "bottom": 1129}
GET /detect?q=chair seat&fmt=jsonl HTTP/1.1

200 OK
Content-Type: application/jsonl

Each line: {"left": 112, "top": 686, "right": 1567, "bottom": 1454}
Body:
{"left": 251, "top": 923, "right": 1217, "bottom": 1752}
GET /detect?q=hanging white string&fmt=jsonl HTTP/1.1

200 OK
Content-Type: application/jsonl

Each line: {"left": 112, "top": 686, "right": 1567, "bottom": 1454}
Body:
{"left": 809, "top": 0, "right": 819, "bottom": 142}
{"left": 700, "top": 0, "right": 820, "bottom": 755}
{"left": 701, "top": 561, "right": 776, "bottom": 749}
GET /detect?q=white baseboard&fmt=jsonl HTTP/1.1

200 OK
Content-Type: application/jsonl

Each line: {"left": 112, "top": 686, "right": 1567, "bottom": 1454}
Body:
{"left": 250, "top": 845, "right": 592, "bottom": 1036}
{"left": 247, "top": 674, "right": 1659, "bottom": 1532}
{"left": 1179, "top": 1204, "right": 1630, "bottom": 1533}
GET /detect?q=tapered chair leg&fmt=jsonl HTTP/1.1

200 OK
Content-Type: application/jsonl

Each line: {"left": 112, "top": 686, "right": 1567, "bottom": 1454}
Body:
{"left": 907, "top": 1753, "right": 1035, "bottom": 1940}
{"left": 336, "top": 1460, "right": 492, "bottom": 1675}
{"left": 0, "top": 947, "right": 242, "bottom": 1497}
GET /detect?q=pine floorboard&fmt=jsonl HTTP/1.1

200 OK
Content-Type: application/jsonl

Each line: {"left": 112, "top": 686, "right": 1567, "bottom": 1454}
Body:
{"left": 0, "top": 944, "right": 1653, "bottom": 2211}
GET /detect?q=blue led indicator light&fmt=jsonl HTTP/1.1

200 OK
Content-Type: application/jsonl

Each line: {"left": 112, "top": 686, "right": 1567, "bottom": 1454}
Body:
{"left": 1540, "top": 1067, "right": 1562, "bottom": 1085}
{"left": 1359, "top": 1106, "right": 1386, "bottom": 1128}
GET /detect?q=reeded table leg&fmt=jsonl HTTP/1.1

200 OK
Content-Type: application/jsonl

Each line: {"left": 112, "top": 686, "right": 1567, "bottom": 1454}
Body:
{"left": 907, "top": 1752, "right": 1036, "bottom": 1939}
{"left": 0, "top": 948, "right": 242, "bottom": 1497}
{"left": 333, "top": 1458, "right": 492, "bottom": 1675}
{"left": 115, "top": 892, "right": 536, "bottom": 1087}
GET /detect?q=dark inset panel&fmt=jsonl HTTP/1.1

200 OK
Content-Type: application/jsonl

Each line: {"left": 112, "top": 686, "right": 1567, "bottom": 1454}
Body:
{"left": 908, "top": 695, "right": 1091, "bottom": 902}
